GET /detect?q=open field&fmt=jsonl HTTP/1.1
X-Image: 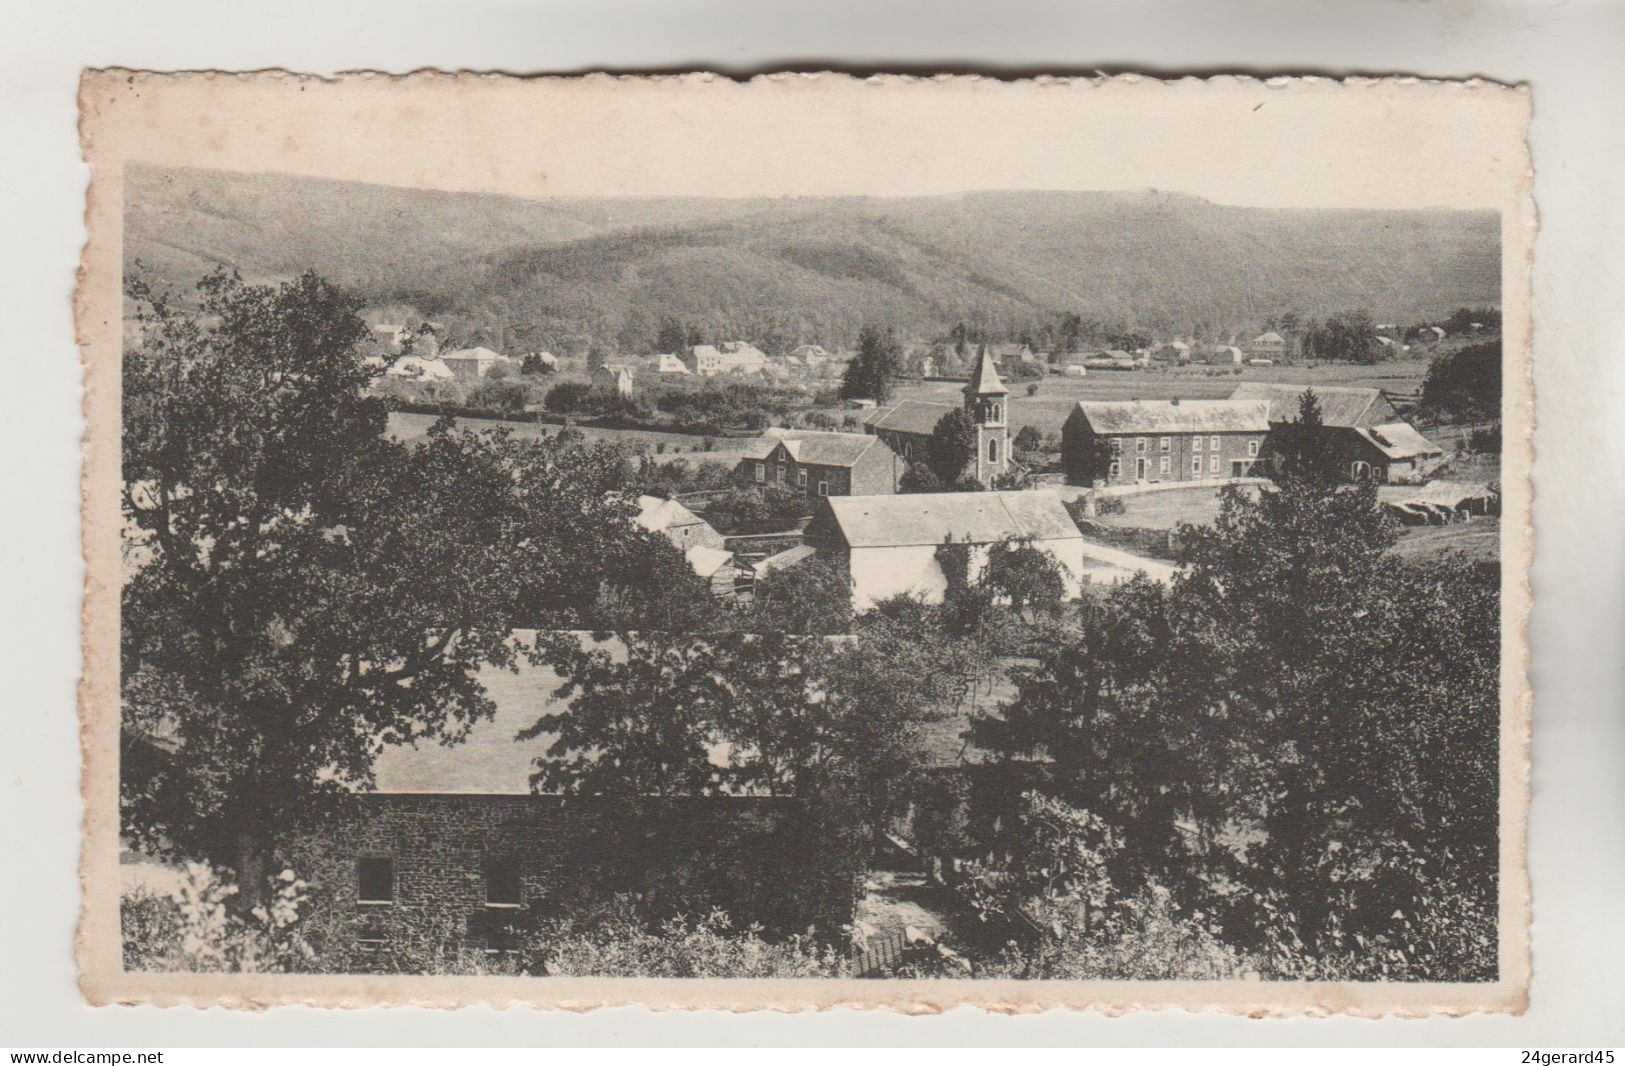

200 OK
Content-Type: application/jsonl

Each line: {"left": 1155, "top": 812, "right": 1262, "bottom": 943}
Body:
{"left": 1391, "top": 515, "right": 1500, "bottom": 565}
{"left": 891, "top": 359, "right": 1433, "bottom": 437}
{"left": 385, "top": 411, "right": 757, "bottom": 466}
{"left": 1092, "top": 485, "right": 1242, "bottom": 530}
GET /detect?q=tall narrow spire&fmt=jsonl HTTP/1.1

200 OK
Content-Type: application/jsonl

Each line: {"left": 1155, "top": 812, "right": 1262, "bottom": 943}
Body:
{"left": 965, "top": 344, "right": 1008, "bottom": 398}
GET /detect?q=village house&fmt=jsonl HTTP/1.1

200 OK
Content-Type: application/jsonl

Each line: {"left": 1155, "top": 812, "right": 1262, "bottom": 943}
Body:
{"left": 1248, "top": 331, "right": 1289, "bottom": 362}
{"left": 1209, "top": 344, "right": 1245, "bottom": 366}
{"left": 439, "top": 346, "right": 507, "bottom": 382}
{"left": 805, "top": 491, "right": 1090, "bottom": 610}
{"left": 385, "top": 355, "right": 456, "bottom": 382}
{"left": 634, "top": 495, "right": 724, "bottom": 553}
{"left": 1228, "top": 383, "right": 1443, "bottom": 482}
{"left": 592, "top": 362, "right": 636, "bottom": 401}
{"left": 682, "top": 341, "right": 769, "bottom": 377}
{"left": 787, "top": 344, "right": 830, "bottom": 367}
{"left": 735, "top": 429, "right": 906, "bottom": 500}
{"left": 1061, "top": 399, "right": 1272, "bottom": 486}
{"left": 267, "top": 633, "right": 860, "bottom": 967}
{"left": 861, "top": 348, "right": 1012, "bottom": 485}
{"left": 649, "top": 352, "right": 690, "bottom": 375}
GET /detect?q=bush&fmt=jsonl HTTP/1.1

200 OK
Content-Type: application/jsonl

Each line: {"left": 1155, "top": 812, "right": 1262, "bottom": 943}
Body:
{"left": 120, "top": 862, "right": 315, "bottom": 974}
{"left": 546, "top": 381, "right": 594, "bottom": 415}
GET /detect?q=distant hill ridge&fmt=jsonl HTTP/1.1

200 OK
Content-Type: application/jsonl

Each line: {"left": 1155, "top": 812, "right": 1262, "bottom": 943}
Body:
{"left": 125, "top": 165, "right": 1500, "bottom": 353}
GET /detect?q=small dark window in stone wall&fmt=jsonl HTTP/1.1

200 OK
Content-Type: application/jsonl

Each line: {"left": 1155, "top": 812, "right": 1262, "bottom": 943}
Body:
{"left": 357, "top": 856, "right": 393, "bottom": 903}
{"left": 485, "top": 853, "right": 522, "bottom": 906}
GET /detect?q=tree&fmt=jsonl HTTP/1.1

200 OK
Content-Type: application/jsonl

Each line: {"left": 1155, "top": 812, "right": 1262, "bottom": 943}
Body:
{"left": 979, "top": 538, "right": 1067, "bottom": 622}
{"left": 968, "top": 455, "right": 1498, "bottom": 979}
{"left": 839, "top": 324, "right": 905, "bottom": 402}
{"left": 545, "top": 380, "right": 594, "bottom": 414}
{"left": 1270, "top": 389, "right": 1344, "bottom": 490}
{"left": 750, "top": 557, "right": 854, "bottom": 635}
{"left": 120, "top": 270, "right": 649, "bottom": 893}
{"left": 925, "top": 407, "right": 978, "bottom": 486}
{"left": 1421, "top": 340, "right": 1501, "bottom": 425}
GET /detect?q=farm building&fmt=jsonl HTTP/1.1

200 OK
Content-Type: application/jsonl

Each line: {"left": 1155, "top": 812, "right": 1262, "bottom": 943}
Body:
{"left": 1229, "top": 382, "right": 1399, "bottom": 428}
{"left": 1228, "top": 383, "right": 1442, "bottom": 483}
{"left": 252, "top": 632, "right": 860, "bottom": 967}
{"left": 440, "top": 346, "right": 507, "bottom": 382}
{"left": 735, "top": 429, "right": 907, "bottom": 500}
{"left": 1209, "top": 345, "right": 1245, "bottom": 366}
{"left": 686, "top": 545, "right": 747, "bottom": 598}
{"left": 1343, "top": 423, "right": 1446, "bottom": 484}
{"left": 634, "top": 495, "right": 724, "bottom": 553}
{"left": 805, "top": 491, "right": 1090, "bottom": 610}
{"left": 1061, "top": 399, "right": 1271, "bottom": 487}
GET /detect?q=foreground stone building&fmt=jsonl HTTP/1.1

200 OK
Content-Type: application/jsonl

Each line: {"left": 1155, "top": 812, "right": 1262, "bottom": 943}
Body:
{"left": 273, "top": 635, "right": 860, "bottom": 971}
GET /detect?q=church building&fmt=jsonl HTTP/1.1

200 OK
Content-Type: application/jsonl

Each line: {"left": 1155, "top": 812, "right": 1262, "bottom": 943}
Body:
{"left": 862, "top": 345, "right": 1012, "bottom": 487}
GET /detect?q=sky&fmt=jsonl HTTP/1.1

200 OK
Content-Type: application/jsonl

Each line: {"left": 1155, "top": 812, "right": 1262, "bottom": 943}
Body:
{"left": 85, "top": 72, "right": 1530, "bottom": 211}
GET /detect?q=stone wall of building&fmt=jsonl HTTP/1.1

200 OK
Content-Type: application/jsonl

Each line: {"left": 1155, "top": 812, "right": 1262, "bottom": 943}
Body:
{"left": 278, "top": 793, "right": 862, "bottom": 973}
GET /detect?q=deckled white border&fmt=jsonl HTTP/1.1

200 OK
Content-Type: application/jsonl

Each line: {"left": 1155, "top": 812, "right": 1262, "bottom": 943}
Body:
{"left": 74, "top": 69, "right": 1534, "bottom": 1016}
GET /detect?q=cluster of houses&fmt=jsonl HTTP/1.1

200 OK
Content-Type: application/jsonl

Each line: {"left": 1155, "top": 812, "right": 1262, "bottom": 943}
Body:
{"left": 685, "top": 354, "right": 1445, "bottom": 611}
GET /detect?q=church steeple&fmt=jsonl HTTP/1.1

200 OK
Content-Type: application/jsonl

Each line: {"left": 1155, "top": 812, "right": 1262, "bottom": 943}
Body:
{"left": 964, "top": 344, "right": 1009, "bottom": 402}
{"left": 963, "top": 344, "right": 1011, "bottom": 485}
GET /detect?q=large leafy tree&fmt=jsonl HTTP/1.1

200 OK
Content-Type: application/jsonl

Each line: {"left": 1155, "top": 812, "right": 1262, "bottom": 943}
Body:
{"left": 925, "top": 407, "right": 979, "bottom": 487}
{"left": 970, "top": 442, "right": 1499, "bottom": 978}
{"left": 1422, "top": 340, "right": 1501, "bottom": 425}
{"left": 120, "top": 270, "right": 650, "bottom": 888}
{"left": 839, "top": 324, "right": 905, "bottom": 403}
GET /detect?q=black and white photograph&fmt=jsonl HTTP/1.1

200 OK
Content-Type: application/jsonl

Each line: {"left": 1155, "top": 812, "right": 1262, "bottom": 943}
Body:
{"left": 75, "top": 71, "right": 1533, "bottom": 1013}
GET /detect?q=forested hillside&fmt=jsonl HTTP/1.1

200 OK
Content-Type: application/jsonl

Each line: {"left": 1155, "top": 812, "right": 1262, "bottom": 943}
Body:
{"left": 126, "top": 165, "right": 1500, "bottom": 355}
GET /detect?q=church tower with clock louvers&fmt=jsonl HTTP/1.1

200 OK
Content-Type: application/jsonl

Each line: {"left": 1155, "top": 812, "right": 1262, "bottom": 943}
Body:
{"left": 964, "top": 345, "right": 1011, "bottom": 485}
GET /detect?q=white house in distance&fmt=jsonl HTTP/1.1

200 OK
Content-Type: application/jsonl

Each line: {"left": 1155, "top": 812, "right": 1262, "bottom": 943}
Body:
{"left": 439, "top": 346, "right": 507, "bottom": 382}
{"left": 593, "top": 362, "right": 636, "bottom": 400}
{"left": 649, "top": 353, "right": 690, "bottom": 375}
{"left": 806, "top": 491, "right": 1090, "bottom": 611}
{"left": 682, "top": 342, "right": 769, "bottom": 377}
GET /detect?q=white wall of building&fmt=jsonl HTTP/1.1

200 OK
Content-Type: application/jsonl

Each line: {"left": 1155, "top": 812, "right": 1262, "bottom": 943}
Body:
{"left": 846, "top": 539, "right": 1090, "bottom": 611}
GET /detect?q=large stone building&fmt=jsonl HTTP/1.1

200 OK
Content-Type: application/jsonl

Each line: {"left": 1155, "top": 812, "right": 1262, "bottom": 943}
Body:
{"left": 1061, "top": 399, "right": 1272, "bottom": 486}
{"left": 735, "top": 429, "right": 906, "bottom": 499}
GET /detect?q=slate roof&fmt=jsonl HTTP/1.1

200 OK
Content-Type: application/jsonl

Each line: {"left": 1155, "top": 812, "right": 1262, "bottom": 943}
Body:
{"left": 865, "top": 399, "right": 958, "bottom": 437}
{"left": 965, "top": 346, "right": 1009, "bottom": 395}
{"left": 1228, "top": 383, "right": 1392, "bottom": 427}
{"left": 635, "top": 495, "right": 711, "bottom": 534}
{"left": 740, "top": 430, "right": 887, "bottom": 467}
{"left": 372, "top": 631, "right": 617, "bottom": 794}
{"left": 1250, "top": 331, "right": 1286, "bottom": 345}
{"left": 1069, "top": 399, "right": 1271, "bottom": 435}
{"left": 686, "top": 545, "right": 737, "bottom": 579}
{"left": 1353, "top": 422, "right": 1444, "bottom": 460}
{"left": 821, "top": 491, "right": 1082, "bottom": 549}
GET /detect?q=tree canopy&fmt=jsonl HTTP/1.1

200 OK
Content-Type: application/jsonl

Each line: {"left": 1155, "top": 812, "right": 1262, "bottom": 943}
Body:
{"left": 839, "top": 324, "right": 906, "bottom": 403}
{"left": 120, "top": 270, "right": 657, "bottom": 881}
{"left": 967, "top": 457, "right": 1499, "bottom": 979}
